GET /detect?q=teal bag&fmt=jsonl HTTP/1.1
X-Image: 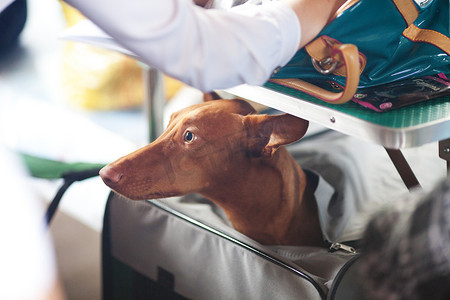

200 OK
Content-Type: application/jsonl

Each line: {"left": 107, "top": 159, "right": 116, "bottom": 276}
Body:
{"left": 269, "top": 0, "right": 450, "bottom": 104}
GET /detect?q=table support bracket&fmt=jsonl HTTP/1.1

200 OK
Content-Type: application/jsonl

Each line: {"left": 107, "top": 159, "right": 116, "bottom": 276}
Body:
{"left": 385, "top": 148, "right": 421, "bottom": 191}
{"left": 438, "top": 138, "right": 450, "bottom": 175}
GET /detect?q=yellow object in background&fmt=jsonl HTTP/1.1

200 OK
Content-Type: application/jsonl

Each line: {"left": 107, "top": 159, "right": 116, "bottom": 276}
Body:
{"left": 62, "top": 41, "right": 144, "bottom": 110}
{"left": 59, "top": 2, "right": 184, "bottom": 110}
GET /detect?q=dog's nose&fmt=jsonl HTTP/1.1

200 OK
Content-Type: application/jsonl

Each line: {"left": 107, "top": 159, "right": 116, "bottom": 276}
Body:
{"left": 99, "top": 165, "right": 123, "bottom": 186}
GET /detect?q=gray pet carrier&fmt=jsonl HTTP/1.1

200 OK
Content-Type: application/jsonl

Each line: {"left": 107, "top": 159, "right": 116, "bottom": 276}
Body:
{"left": 101, "top": 133, "right": 406, "bottom": 299}
{"left": 102, "top": 192, "right": 364, "bottom": 300}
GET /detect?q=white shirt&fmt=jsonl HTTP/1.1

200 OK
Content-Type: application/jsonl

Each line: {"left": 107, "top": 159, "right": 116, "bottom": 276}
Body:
{"left": 63, "top": 0, "right": 301, "bottom": 91}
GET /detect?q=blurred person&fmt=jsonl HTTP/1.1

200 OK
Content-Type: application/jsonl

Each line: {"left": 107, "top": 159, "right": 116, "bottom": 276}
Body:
{"left": 359, "top": 177, "right": 450, "bottom": 300}
{"left": 0, "top": 144, "right": 65, "bottom": 300}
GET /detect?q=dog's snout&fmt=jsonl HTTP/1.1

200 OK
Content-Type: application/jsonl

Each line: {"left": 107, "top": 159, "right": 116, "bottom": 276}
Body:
{"left": 99, "top": 165, "right": 123, "bottom": 187}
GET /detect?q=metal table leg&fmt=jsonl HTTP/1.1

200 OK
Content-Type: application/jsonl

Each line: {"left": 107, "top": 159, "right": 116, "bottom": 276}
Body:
{"left": 142, "top": 66, "right": 165, "bottom": 142}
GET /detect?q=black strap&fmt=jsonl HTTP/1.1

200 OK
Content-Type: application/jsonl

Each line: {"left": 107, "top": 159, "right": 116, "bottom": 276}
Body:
{"left": 45, "top": 167, "right": 103, "bottom": 226}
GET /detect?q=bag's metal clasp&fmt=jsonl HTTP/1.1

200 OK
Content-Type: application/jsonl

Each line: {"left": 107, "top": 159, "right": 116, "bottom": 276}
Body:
{"left": 311, "top": 57, "right": 339, "bottom": 74}
{"left": 414, "top": 0, "right": 432, "bottom": 8}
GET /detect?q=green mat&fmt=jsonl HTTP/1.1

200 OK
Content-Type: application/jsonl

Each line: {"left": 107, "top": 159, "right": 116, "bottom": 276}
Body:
{"left": 20, "top": 153, "right": 106, "bottom": 179}
{"left": 264, "top": 81, "right": 450, "bottom": 129}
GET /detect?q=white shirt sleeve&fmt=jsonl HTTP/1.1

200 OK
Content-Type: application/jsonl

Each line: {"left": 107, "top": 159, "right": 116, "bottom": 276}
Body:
{"left": 63, "top": 0, "right": 301, "bottom": 91}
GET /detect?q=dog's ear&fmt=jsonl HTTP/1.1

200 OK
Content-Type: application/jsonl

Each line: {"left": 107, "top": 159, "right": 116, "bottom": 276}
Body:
{"left": 203, "top": 91, "right": 222, "bottom": 102}
{"left": 244, "top": 114, "right": 309, "bottom": 157}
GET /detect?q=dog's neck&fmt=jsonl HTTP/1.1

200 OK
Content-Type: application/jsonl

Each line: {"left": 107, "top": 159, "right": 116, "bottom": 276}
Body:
{"left": 200, "top": 147, "right": 325, "bottom": 247}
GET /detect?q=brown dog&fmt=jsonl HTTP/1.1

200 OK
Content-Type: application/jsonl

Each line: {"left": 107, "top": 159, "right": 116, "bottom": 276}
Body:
{"left": 100, "top": 99, "right": 324, "bottom": 246}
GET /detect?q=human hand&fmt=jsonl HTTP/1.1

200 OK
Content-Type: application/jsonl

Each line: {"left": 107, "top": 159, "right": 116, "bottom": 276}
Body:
{"left": 282, "top": 0, "right": 347, "bottom": 49}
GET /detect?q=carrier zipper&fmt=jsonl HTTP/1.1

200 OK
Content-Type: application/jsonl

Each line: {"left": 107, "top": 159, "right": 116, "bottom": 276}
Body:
{"left": 329, "top": 242, "right": 357, "bottom": 254}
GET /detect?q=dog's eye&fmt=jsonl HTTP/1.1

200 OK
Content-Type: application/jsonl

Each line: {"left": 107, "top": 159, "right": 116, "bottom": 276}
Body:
{"left": 184, "top": 131, "right": 196, "bottom": 143}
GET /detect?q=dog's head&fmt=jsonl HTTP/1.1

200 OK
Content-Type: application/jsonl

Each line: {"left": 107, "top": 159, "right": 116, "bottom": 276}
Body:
{"left": 100, "top": 99, "right": 308, "bottom": 200}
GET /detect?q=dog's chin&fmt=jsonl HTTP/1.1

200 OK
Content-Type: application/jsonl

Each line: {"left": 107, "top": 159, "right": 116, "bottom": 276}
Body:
{"left": 111, "top": 189, "right": 181, "bottom": 201}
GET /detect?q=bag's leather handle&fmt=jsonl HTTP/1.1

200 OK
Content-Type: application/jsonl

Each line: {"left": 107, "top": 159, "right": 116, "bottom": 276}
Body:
{"left": 270, "top": 44, "right": 360, "bottom": 104}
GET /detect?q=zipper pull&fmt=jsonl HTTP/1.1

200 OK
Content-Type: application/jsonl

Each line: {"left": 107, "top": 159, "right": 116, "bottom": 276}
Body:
{"left": 330, "top": 242, "right": 357, "bottom": 254}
